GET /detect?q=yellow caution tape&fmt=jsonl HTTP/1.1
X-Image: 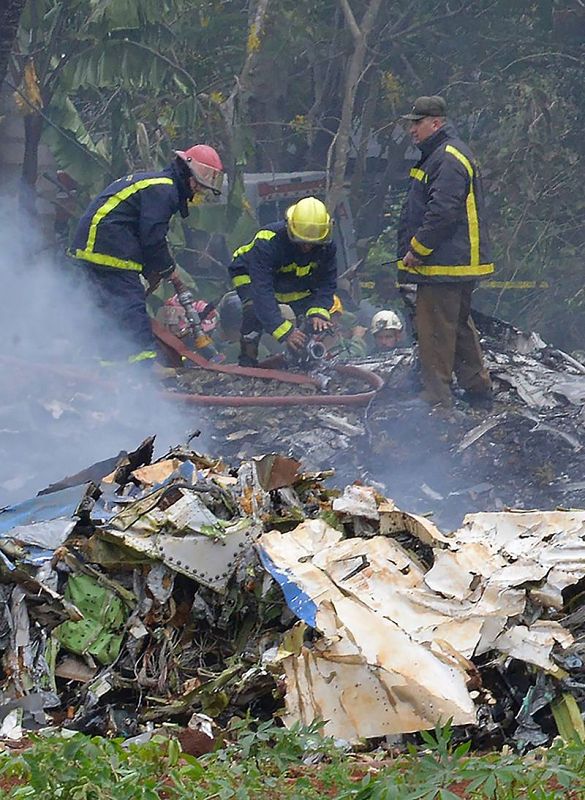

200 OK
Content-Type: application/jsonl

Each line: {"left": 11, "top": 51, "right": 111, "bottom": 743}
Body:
{"left": 358, "top": 280, "right": 549, "bottom": 290}
{"left": 480, "top": 280, "right": 549, "bottom": 289}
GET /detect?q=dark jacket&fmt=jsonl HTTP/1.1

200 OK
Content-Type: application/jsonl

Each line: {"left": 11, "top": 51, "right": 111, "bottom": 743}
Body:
{"left": 229, "top": 221, "right": 337, "bottom": 339}
{"left": 397, "top": 123, "right": 494, "bottom": 284}
{"left": 71, "top": 162, "right": 190, "bottom": 277}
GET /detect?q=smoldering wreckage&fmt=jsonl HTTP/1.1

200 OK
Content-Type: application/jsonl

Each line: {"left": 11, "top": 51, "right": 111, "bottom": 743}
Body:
{"left": 2, "top": 312, "right": 585, "bottom": 754}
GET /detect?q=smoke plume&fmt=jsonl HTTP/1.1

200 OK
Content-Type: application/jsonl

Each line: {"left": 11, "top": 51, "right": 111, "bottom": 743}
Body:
{"left": 0, "top": 201, "right": 206, "bottom": 506}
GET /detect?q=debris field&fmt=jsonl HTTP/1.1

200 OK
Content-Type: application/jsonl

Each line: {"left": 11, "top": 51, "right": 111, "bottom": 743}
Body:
{"left": 1, "top": 433, "right": 585, "bottom": 748}
{"left": 2, "top": 312, "right": 585, "bottom": 747}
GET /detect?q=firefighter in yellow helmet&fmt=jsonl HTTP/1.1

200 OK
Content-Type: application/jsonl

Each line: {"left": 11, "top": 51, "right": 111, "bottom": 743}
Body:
{"left": 228, "top": 196, "right": 337, "bottom": 366}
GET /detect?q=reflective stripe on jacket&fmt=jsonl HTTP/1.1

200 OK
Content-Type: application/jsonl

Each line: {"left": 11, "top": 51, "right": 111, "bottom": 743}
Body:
{"left": 397, "top": 123, "right": 494, "bottom": 284}
{"left": 228, "top": 221, "right": 337, "bottom": 339}
{"left": 71, "top": 164, "right": 188, "bottom": 275}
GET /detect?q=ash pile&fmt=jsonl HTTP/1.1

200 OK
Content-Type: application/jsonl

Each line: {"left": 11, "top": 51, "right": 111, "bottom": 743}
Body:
{"left": 345, "top": 311, "right": 585, "bottom": 529}
{"left": 175, "top": 310, "right": 585, "bottom": 531}
{"left": 1, "top": 438, "right": 585, "bottom": 750}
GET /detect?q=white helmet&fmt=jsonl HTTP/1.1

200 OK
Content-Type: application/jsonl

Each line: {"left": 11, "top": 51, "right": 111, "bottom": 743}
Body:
{"left": 370, "top": 310, "right": 403, "bottom": 335}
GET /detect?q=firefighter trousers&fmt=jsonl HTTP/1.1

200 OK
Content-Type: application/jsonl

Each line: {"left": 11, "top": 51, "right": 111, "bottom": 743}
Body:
{"left": 79, "top": 263, "right": 157, "bottom": 362}
{"left": 415, "top": 282, "right": 492, "bottom": 408}
{"left": 238, "top": 294, "right": 312, "bottom": 366}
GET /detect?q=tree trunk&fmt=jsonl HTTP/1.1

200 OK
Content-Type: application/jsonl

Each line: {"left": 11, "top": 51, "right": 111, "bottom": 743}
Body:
{"left": 19, "top": 111, "right": 43, "bottom": 216}
{"left": 326, "top": 0, "right": 383, "bottom": 212}
{"left": 349, "top": 67, "right": 380, "bottom": 223}
{"left": 219, "top": 0, "right": 272, "bottom": 179}
{"left": 0, "top": 0, "right": 27, "bottom": 90}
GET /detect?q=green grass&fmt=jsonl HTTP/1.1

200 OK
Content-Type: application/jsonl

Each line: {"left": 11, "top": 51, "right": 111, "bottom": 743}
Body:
{"left": 0, "top": 719, "right": 584, "bottom": 799}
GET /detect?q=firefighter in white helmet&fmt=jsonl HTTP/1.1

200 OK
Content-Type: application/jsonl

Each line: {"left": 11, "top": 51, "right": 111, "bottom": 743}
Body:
{"left": 369, "top": 310, "right": 404, "bottom": 352}
{"left": 228, "top": 196, "right": 337, "bottom": 366}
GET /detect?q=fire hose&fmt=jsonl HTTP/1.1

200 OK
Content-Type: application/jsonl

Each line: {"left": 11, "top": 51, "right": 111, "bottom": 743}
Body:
{"left": 151, "top": 320, "right": 384, "bottom": 407}
{"left": 1, "top": 280, "right": 384, "bottom": 408}
{"left": 0, "top": 339, "right": 384, "bottom": 408}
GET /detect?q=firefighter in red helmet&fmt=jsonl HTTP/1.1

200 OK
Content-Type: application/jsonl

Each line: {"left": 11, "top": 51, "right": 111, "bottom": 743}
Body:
{"left": 70, "top": 144, "right": 224, "bottom": 366}
{"left": 173, "top": 145, "right": 224, "bottom": 196}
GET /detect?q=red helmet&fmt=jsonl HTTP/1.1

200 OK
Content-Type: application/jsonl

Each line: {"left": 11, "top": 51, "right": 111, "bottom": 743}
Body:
{"left": 174, "top": 144, "right": 224, "bottom": 195}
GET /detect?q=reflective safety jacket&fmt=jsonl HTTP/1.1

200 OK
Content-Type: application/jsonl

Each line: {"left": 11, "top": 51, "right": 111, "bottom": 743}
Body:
{"left": 397, "top": 123, "right": 494, "bottom": 284}
{"left": 229, "top": 221, "right": 337, "bottom": 340}
{"left": 71, "top": 163, "right": 190, "bottom": 276}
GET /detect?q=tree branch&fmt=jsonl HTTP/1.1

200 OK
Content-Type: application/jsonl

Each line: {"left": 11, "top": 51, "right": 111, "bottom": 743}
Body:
{"left": 338, "top": 0, "right": 361, "bottom": 41}
{"left": 327, "top": 0, "right": 383, "bottom": 210}
{"left": 501, "top": 52, "right": 583, "bottom": 72}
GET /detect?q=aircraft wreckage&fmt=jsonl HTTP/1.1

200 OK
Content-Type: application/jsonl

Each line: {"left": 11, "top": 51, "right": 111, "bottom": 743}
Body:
{"left": 1, "top": 313, "right": 585, "bottom": 747}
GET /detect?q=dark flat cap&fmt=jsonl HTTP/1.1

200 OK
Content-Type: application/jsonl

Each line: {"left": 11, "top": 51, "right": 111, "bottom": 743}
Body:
{"left": 401, "top": 95, "right": 447, "bottom": 121}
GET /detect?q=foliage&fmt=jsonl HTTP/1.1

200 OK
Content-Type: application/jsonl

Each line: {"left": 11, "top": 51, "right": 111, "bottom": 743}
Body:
{"left": 12, "top": 0, "right": 206, "bottom": 195}
{"left": 1, "top": 719, "right": 584, "bottom": 799}
{"left": 8, "top": 0, "right": 585, "bottom": 345}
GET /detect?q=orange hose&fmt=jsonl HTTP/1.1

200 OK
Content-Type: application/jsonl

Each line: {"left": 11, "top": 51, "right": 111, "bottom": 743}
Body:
{"left": 152, "top": 322, "right": 384, "bottom": 407}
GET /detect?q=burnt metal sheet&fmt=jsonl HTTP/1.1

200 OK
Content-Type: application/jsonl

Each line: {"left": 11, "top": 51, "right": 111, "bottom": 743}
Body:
{"left": 0, "top": 485, "right": 96, "bottom": 561}
{"left": 104, "top": 518, "right": 262, "bottom": 593}
{"left": 0, "top": 484, "right": 90, "bottom": 535}
{"left": 1, "top": 519, "right": 77, "bottom": 552}
{"left": 109, "top": 487, "right": 221, "bottom": 535}
{"left": 260, "top": 520, "right": 477, "bottom": 739}
{"left": 38, "top": 436, "right": 155, "bottom": 495}
{"left": 261, "top": 503, "right": 585, "bottom": 738}
{"left": 154, "top": 522, "right": 262, "bottom": 591}
{"left": 456, "top": 414, "right": 508, "bottom": 453}
{"left": 258, "top": 548, "right": 318, "bottom": 627}
{"left": 253, "top": 454, "right": 301, "bottom": 492}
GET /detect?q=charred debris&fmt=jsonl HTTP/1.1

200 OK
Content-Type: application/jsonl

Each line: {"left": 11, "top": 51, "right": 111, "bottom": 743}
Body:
{"left": 1, "top": 313, "right": 585, "bottom": 748}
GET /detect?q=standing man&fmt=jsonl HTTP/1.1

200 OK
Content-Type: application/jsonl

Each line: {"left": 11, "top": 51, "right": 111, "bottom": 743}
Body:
{"left": 229, "top": 197, "right": 337, "bottom": 366}
{"left": 70, "top": 144, "right": 224, "bottom": 366}
{"left": 397, "top": 96, "right": 493, "bottom": 409}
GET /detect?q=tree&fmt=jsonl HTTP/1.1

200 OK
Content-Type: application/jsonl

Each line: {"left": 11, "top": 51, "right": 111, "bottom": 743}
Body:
{"left": 10, "top": 0, "right": 204, "bottom": 212}
{"left": 326, "top": 0, "right": 383, "bottom": 211}
{"left": 0, "top": 0, "right": 26, "bottom": 90}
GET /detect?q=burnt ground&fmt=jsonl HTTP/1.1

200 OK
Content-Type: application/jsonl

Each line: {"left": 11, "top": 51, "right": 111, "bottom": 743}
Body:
{"left": 3, "top": 312, "right": 585, "bottom": 531}
{"left": 186, "top": 312, "right": 585, "bottom": 530}
{"left": 193, "top": 384, "right": 585, "bottom": 532}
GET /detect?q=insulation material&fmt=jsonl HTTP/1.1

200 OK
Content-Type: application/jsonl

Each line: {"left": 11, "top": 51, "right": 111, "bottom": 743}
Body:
{"left": 260, "top": 506, "right": 585, "bottom": 739}
{"left": 259, "top": 520, "right": 477, "bottom": 739}
{"left": 332, "top": 485, "right": 380, "bottom": 520}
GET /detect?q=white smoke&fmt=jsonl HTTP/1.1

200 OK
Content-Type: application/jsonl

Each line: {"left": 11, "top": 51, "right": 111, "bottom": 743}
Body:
{"left": 0, "top": 200, "right": 208, "bottom": 506}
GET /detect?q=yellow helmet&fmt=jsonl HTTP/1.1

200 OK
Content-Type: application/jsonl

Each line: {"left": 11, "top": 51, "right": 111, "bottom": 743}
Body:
{"left": 286, "top": 197, "right": 332, "bottom": 244}
{"left": 330, "top": 294, "right": 344, "bottom": 315}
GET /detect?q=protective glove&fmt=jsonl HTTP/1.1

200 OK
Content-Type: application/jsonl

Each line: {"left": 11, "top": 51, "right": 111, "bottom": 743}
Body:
{"left": 402, "top": 251, "right": 422, "bottom": 268}
{"left": 144, "top": 264, "right": 176, "bottom": 295}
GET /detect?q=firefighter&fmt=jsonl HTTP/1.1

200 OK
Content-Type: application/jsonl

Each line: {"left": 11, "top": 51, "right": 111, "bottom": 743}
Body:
{"left": 369, "top": 310, "right": 404, "bottom": 352}
{"left": 397, "top": 96, "right": 493, "bottom": 408}
{"left": 229, "top": 197, "right": 337, "bottom": 366}
{"left": 70, "top": 145, "right": 224, "bottom": 366}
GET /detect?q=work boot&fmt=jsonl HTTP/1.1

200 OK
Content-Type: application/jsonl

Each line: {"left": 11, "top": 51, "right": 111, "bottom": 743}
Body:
{"left": 152, "top": 363, "right": 178, "bottom": 381}
{"left": 460, "top": 389, "right": 493, "bottom": 411}
{"left": 238, "top": 335, "right": 259, "bottom": 367}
